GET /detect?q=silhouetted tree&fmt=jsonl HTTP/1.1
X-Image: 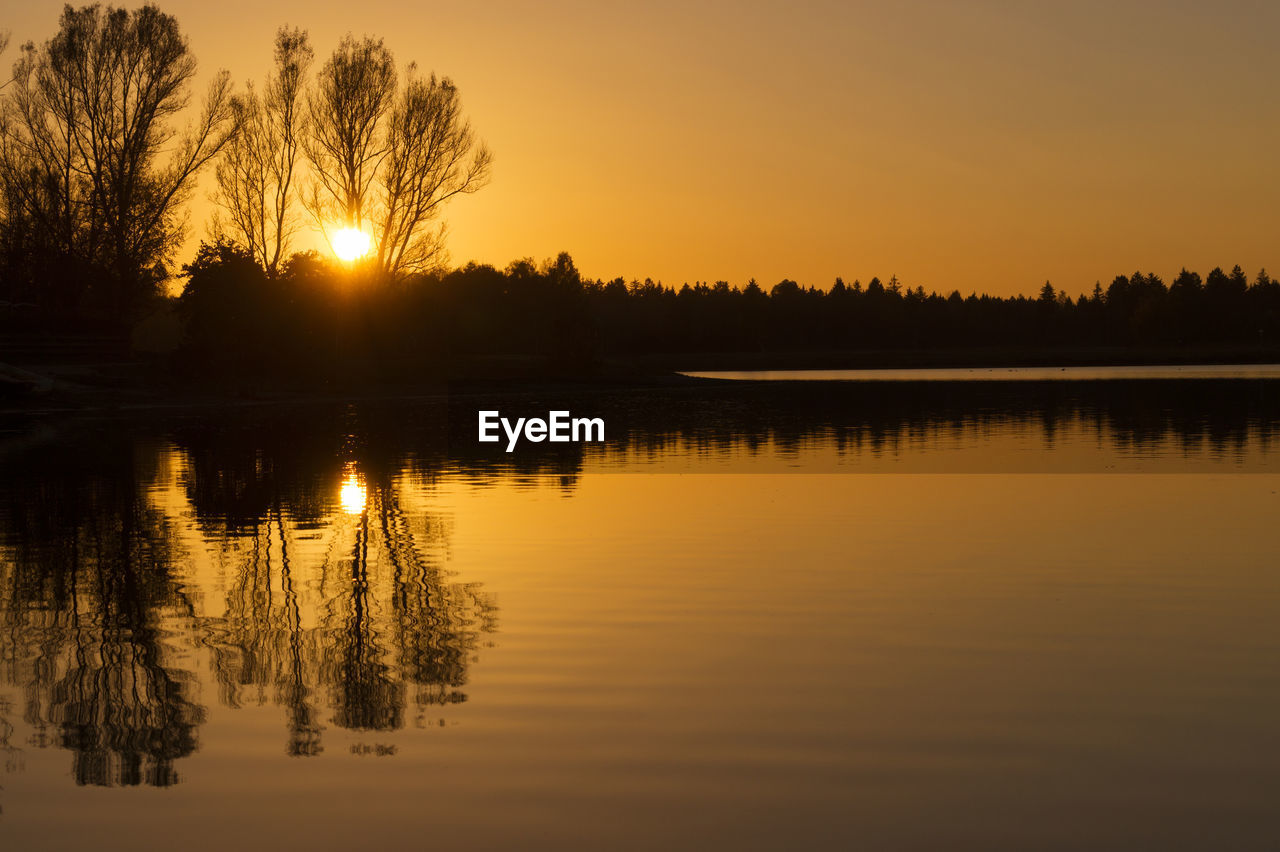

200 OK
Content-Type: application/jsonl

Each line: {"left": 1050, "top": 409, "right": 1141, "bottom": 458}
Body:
{"left": 0, "top": 4, "right": 236, "bottom": 320}
{"left": 373, "top": 68, "right": 492, "bottom": 279}
{"left": 301, "top": 35, "right": 490, "bottom": 280}
{"left": 302, "top": 34, "right": 395, "bottom": 246}
{"left": 212, "top": 26, "right": 312, "bottom": 277}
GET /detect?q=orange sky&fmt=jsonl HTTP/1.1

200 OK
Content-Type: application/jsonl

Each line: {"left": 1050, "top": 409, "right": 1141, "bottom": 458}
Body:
{"left": 8, "top": 0, "right": 1279, "bottom": 296}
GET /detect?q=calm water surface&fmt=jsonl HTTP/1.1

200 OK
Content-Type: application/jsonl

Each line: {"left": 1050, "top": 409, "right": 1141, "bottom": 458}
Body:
{"left": 682, "top": 363, "right": 1280, "bottom": 381}
{"left": 1, "top": 379, "right": 1278, "bottom": 850}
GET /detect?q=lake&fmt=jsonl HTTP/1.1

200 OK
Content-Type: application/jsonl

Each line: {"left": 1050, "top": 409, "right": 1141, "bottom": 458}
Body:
{"left": 681, "top": 363, "right": 1280, "bottom": 381}
{"left": 1, "top": 376, "right": 1278, "bottom": 850}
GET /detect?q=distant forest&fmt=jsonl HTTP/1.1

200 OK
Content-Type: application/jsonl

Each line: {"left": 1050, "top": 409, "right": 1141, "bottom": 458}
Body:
{"left": 9, "top": 232, "right": 1280, "bottom": 377}
{"left": 167, "top": 243, "right": 1280, "bottom": 379}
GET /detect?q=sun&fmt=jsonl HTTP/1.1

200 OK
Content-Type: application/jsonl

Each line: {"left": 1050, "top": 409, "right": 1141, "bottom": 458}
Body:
{"left": 331, "top": 227, "right": 372, "bottom": 262}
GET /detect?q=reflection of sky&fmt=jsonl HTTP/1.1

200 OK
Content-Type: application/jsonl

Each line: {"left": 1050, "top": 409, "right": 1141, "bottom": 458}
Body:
{"left": 2, "top": 437, "right": 1279, "bottom": 848}
{"left": 682, "top": 365, "right": 1280, "bottom": 382}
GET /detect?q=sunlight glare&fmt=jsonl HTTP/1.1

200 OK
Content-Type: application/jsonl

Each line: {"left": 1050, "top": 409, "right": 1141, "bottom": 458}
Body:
{"left": 339, "top": 472, "right": 366, "bottom": 514}
{"left": 332, "top": 227, "right": 372, "bottom": 262}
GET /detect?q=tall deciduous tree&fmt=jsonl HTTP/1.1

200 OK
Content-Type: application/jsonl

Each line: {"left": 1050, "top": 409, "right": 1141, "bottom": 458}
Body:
{"left": 303, "top": 36, "right": 490, "bottom": 280}
{"left": 302, "top": 35, "right": 395, "bottom": 240}
{"left": 374, "top": 68, "right": 491, "bottom": 279}
{"left": 212, "top": 26, "right": 312, "bottom": 277}
{"left": 0, "top": 4, "right": 237, "bottom": 317}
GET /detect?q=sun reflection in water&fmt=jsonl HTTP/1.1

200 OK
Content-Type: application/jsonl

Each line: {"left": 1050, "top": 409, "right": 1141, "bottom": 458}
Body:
{"left": 339, "top": 470, "right": 366, "bottom": 514}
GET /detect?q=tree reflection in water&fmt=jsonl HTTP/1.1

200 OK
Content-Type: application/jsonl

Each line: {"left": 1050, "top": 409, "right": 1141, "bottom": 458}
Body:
{"left": 200, "top": 471, "right": 496, "bottom": 754}
{"left": 0, "top": 422, "right": 498, "bottom": 786}
{"left": 0, "top": 441, "right": 202, "bottom": 786}
{"left": 3, "top": 381, "right": 1278, "bottom": 788}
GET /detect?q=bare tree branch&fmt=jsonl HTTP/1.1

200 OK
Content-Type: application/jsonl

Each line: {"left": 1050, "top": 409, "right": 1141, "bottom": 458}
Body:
{"left": 301, "top": 38, "right": 491, "bottom": 280}
{"left": 302, "top": 34, "right": 394, "bottom": 236}
{"left": 212, "top": 26, "right": 312, "bottom": 277}
{"left": 0, "top": 4, "right": 237, "bottom": 315}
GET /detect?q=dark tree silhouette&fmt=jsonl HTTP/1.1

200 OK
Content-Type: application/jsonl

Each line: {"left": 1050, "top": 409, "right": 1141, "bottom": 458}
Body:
{"left": 212, "top": 26, "right": 313, "bottom": 278}
{"left": 0, "top": 4, "right": 236, "bottom": 320}
{"left": 164, "top": 241, "right": 1280, "bottom": 387}
{"left": 301, "top": 34, "right": 491, "bottom": 280}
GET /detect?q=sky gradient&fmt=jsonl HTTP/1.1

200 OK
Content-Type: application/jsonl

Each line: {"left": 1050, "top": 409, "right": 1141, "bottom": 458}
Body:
{"left": 7, "top": 0, "right": 1279, "bottom": 296}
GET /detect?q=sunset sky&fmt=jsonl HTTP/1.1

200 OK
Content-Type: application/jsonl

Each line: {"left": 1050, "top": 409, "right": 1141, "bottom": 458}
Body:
{"left": 8, "top": 0, "right": 1279, "bottom": 296}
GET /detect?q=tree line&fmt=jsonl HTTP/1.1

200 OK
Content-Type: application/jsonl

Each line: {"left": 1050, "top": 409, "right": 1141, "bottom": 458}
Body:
{"left": 578, "top": 264, "right": 1280, "bottom": 353}
{"left": 177, "top": 242, "right": 1280, "bottom": 380}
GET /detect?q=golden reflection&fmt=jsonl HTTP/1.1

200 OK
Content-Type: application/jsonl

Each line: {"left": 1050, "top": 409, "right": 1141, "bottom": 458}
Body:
{"left": 340, "top": 470, "right": 366, "bottom": 514}
{"left": 0, "top": 438, "right": 498, "bottom": 784}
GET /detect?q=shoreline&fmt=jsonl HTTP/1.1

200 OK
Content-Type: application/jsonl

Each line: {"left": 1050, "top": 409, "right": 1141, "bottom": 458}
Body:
{"left": 624, "top": 343, "right": 1280, "bottom": 371}
{"left": 4, "top": 343, "right": 1280, "bottom": 416}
